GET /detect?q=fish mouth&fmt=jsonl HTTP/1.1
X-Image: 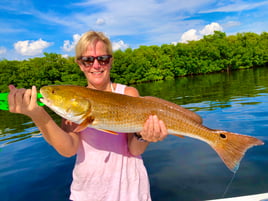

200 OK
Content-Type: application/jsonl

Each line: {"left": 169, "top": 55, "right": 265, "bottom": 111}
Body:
{"left": 40, "top": 97, "right": 69, "bottom": 117}
{"left": 40, "top": 97, "right": 51, "bottom": 107}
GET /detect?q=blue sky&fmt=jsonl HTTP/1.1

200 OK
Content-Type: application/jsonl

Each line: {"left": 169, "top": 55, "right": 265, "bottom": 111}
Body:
{"left": 1, "top": 0, "right": 268, "bottom": 60}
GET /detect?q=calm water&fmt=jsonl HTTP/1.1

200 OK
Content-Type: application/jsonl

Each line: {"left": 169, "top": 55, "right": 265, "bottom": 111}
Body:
{"left": 1, "top": 67, "right": 268, "bottom": 201}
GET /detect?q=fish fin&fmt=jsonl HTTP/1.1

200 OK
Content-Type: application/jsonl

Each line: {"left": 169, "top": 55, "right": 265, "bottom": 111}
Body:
{"left": 74, "top": 116, "right": 95, "bottom": 132}
{"left": 143, "top": 96, "right": 203, "bottom": 124}
{"left": 74, "top": 123, "right": 88, "bottom": 132}
{"left": 97, "top": 129, "right": 119, "bottom": 135}
{"left": 171, "top": 134, "right": 185, "bottom": 138}
{"left": 211, "top": 131, "right": 264, "bottom": 172}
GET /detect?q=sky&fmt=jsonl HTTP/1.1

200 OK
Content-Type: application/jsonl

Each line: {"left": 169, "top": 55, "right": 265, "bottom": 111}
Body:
{"left": 0, "top": 0, "right": 268, "bottom": 60}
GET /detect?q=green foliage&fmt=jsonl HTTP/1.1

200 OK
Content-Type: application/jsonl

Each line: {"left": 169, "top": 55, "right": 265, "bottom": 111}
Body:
{"left": 1, "top": 31, "right": 268, "bottom": 92}
{"left": 0, "top": 53, "right": 87, "bottom": 92}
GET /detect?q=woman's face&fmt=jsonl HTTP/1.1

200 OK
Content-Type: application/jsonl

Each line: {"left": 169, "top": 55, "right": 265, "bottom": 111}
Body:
{"left": 78, "top": 40, "right": 112, "bottom": 89}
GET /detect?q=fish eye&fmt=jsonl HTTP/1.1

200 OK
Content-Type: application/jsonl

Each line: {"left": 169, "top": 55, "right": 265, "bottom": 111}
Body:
{"left": 220, "top": 133, "right": 227, "bottom": 139}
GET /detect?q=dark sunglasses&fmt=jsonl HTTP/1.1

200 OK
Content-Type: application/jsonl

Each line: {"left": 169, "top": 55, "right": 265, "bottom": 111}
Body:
{"left": 78, "top": 55, "right": 112, "bottom": 67}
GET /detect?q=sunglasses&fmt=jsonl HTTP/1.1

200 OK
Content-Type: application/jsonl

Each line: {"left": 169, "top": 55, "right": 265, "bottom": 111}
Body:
{"left": 78, "top": 55, "right": 112, "bottom": 67}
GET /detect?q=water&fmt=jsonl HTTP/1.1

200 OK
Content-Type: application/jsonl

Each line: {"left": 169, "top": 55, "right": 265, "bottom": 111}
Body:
{"left": 1, "top": 67, "right": 268, "bottom": 201}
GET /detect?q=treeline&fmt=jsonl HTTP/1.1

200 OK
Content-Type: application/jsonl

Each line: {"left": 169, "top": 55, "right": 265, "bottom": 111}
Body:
{"left": 0, "top": 31, "right": 268, "bottom": 92}
{"left": 0, "top": 53, "right": 87, "bottom": 92}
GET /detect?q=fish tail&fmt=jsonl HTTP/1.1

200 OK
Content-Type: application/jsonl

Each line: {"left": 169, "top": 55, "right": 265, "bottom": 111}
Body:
{"left": 211, "top": 131, "right": 264, "bottom": 172}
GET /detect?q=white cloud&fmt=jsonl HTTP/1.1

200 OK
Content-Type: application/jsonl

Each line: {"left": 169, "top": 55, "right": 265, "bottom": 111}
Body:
{"left": 180, "top": 29, "right": 200, "bottom": 43}
{"left": 200, "top": 22, "right": 223, "bottom": 35}
{"left": 0, "top": 46, "right": 7, "bottom": 54}
{"left": 179, "top": 22, "right": 223, "bottom": 43}
{"left": 112, "top": 40, "right": 129, "bottom": 51}
{"left": 14, "top": 39, "right": 53, "bottom": 56}
{"left": 62, "top": 34, "right": 82, "bottom": 52}
{"left": 61, "top": 54, "right": 69, "bottom": 58}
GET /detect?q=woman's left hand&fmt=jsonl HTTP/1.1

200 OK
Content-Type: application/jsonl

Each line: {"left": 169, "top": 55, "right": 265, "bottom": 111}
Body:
{"left": 139, "top": 115, "right": 168, "bottom": 142}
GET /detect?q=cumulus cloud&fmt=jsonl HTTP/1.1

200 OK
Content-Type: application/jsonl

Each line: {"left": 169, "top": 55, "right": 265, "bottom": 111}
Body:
{"left": 62, "top": 34, "right": 82, "bottom": 52}
{"left": 112, "top": 40, "right": 129, "bottom": 51}
{"left": 180, "top": 29, "right": 199, "bottom": 43}
{"left": 200, "top": 22, "right": 223, "bottom": 35}
{"left": 0, "top": 47, "right": 7, "bottom": 54}
{"left": 14, "top": 39, "right": 53, "bottom": 56}
{"left": 180, "top": 22, "right": 223, "bottom": 43}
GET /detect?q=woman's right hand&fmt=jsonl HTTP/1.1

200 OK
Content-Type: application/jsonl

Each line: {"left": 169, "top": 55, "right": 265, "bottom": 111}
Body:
{"left": 8, "top": 85, "right": 41, "bottom": 118}
{"left": 139, "top": 115, "right": 168, "bottom": 142}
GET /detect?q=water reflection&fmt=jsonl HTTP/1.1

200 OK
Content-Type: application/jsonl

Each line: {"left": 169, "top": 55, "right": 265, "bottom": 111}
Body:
{"left": 0, "top": 125, "right": 41, "bottom": 147}
{"left": 136, "top": 67, "right": 268, "bottom": 109}
{"left": 0, "top": 109, "right": 60, "bottom": 148}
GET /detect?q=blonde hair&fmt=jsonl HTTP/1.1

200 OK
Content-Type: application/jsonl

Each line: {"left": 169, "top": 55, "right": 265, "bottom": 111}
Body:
{"left": 75, "top": 31, "right": 113, "bottom": 62}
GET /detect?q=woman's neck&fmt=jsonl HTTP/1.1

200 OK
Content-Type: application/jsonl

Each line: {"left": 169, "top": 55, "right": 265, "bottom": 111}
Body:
{"left": 87, "top": 81, "right": 114, "bottom": 92}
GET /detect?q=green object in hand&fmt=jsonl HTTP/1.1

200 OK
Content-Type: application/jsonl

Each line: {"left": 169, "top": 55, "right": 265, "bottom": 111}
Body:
{"left": 0, "top": 92, "right": 44, "bottom": 111}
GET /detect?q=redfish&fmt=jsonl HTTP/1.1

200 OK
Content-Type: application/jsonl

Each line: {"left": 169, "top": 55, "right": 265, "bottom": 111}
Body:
{"left": 40, "top": 85, "right": 264, "bottom": 172}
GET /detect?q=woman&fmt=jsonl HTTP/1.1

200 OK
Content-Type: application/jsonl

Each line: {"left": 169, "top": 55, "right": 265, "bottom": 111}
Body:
{"left": 8, "top": 31, "right": 168, "bottom": 201}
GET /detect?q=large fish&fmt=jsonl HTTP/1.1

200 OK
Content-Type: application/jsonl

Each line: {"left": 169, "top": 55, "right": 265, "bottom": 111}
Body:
{"left": 40, "top": 85, "right": 264, "bottom": 172}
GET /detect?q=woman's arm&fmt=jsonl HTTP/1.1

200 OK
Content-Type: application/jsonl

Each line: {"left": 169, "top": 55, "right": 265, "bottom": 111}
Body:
{"left": 8, "top": 85, "right": 80, "bottom": 157}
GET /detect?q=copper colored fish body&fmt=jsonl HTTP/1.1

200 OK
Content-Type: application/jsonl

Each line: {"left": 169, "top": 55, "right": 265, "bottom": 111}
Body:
{"left": 40, "top": 85, "right": 264, "bottom": 172}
